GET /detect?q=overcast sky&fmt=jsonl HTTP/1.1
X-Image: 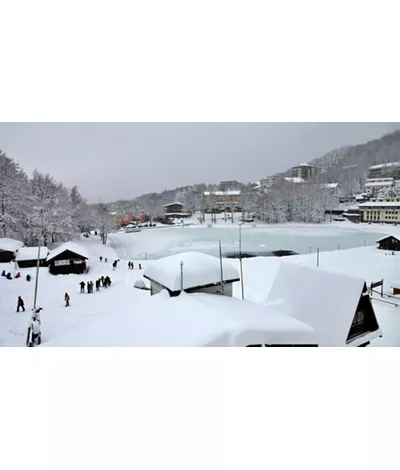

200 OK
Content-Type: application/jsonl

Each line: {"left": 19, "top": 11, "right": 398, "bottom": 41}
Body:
{"left": 1, "top": 122, "right": 399, "bottom": 202}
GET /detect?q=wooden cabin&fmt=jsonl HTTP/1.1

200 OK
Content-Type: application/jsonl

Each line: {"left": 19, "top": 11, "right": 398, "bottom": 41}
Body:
{"left": 376, "top": 235, "right": 400, "bottom": 251}
{"left": 47, "top": 242, "right": 88, "bottom": 275}
{"left": 0, "top": 238, "right": 24, "bottom": 263}
{"left": 143, "top": 251, "right": 240, "bottom": 297}
{"left": 16, "top": 247, "right": 49, "bottom": 268}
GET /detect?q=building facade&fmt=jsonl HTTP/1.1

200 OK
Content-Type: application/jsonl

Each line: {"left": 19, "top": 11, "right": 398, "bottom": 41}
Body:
{"left": 220, "top": 180, "right": 241, "bottom": 191}
{"left": 368, "top": 162, "right": 400, "bottom": 179}
{"left": 359, "top": 199, "right": 400, "bottom": 224}
{"left": 291, "top": 163, "right": 317, "bottom": 181}
{"left": 364, "top": 178, "right": 395, "bottom": 197}
{"left": 203, "top": 191, "right": 242, "bottom": 212}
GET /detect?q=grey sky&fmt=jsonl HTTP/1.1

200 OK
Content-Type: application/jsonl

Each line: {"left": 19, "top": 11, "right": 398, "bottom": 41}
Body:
{"left": 1, "top": 123, "right": 399, "bottom": 202}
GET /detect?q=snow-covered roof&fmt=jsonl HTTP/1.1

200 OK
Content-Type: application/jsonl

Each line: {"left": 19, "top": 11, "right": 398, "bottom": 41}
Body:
{"left": 266, "top": 262, "right": 381, "bottom": 347}
{"left": 296, "top": 162, "right": 312, "bottom": 167}
{"left": 16, "top": 247, "right": 49, "bottom": 261}
{"left": 359, "top": 201, "right": 400, "bottom": 207}
{"left": 47, "top": 242, "right": 89, "bottom": 262}
{"left": 365, "top": 181, "right": 394, "bottom": 187}
{"left": 369, "top": 162, "right": 400, "bottom": 170}
{"left": 144, "top": 252, "right": 240, "bottom": 292}
{"left": 366, "top": 178, "right": 394, "bottom": 182}
{"left": 164, "top": 202, "right": 184, "bottom": 207}
{"left": 42, "top": 293, "right": 318, "bottom": 347}
{"left": 284, "top": 177, "right": 305, "bottom": 183}
{"left": 320, "top": 183, "right": 339, "bottom": 189}
{"left": 204, "top": 191, "right": 241, "bottom": 196}
{"left": 0, "top": 238, "right": 24, "bottom": 252}
{"left": 376, "top": 235, "right": 400, "bottom": 243}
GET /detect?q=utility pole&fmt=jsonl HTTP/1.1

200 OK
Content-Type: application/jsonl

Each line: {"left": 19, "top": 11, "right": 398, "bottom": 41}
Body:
{"left": 219, "top": 240, "right": 224, "bottom": 295}
{"left": 180, "top": 261, "right": 184, "bottom": 293}
{"left": 239, "top": 223, "right": 244, "bottom": 299}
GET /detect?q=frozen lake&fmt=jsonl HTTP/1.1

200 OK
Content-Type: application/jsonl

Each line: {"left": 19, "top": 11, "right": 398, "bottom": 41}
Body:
{"left": 107, "top": 224, "right": 386, "bottom": 260}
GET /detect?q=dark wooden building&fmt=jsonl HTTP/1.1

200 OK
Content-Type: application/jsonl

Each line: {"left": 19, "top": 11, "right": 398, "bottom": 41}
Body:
{"left": 16, "top": 247, "right": 49, "bottom": 268}
{"left": 376, "top": 235, "right": 400, "bottom": 251}
{"left": 47, "top": 242, "right": 88, "bottom": 275}
{"left": 0, "top": 238, "right": 24, "bottom": 263}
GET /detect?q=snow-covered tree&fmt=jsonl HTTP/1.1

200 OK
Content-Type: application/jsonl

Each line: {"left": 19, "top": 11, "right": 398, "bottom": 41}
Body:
{"left": 96, "top": 203, "right": 115, "bottom": 244}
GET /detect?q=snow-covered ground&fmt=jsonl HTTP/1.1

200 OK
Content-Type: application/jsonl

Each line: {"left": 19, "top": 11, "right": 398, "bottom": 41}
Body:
{"left": 108, "top": 221, "right": 386, "bottom": 260}
{"left": 1, "top": 222, "right": 400, "bottom": 346}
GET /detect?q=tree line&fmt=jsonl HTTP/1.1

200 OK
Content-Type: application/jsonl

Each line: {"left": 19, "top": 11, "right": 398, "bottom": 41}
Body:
{"left": 0, "top": 150, "right": 114, "bottom": 246}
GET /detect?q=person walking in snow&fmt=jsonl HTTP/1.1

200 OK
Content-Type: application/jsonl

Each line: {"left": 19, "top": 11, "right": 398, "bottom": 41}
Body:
{"left": 128, "top": 261, "right": 131, "bottom": 269}
{"left": 105, "top": 258, "right": 107, "bottom": 263}
{"left": 64, "top": 292, "right": 70, "bottom": 307}
{"left": 100, "top": 256, "right": 103, "bottom": 262}
{"left": 15, "top": 272, "right": 21, "bottom": 279}
{"left": 101, "top": 276, "right": 105, "bottom": 287}
{"left": 1, "top": 270, "right": 5, "bottom": 277}
{"left": 79, "top": 281, "right": 86, "bottom": 293}
{"left": 26, "top": 274, "right": 31, "bottom": 282}
{"left": 17, "top": 296, "right": 25, "bottom": 312}
{"left": 27, "top": 315, "right": 41, "bottom": 346}
{"left": 113, "top": 260, "right": 117, "bottom": 270}
{"left": 139, "top": 263, "right": 142, "bottom": 270}
{"left": 95, "top": 279, "right": 100, "bottom": 292}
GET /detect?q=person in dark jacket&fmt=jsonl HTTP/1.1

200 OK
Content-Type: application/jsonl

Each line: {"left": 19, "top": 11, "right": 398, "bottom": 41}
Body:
{"left": 1, "top": 270, "right": 5, "bottom": 277}
{"left": 6, "top": 272, "right": 12, "bottom": 280}
{"left": 99, "top": 256, "right": 103, "bottom": 262}
{"left": 79, "top": 281, "right": 86, "bottom": 293}
{"left": 17, "top": 296, "right": 25, "bottom": 312}
{"left": 101, "top": 276, "right": 105, "bottom": 287}
{"left": 65, "top": 292, "right": 70, "bottom": 307}
{"left": 26, "top": 274, "right": 31, "bottom": 282}
{"left": 95, "top": 279, "right": 100, "bottom": 292}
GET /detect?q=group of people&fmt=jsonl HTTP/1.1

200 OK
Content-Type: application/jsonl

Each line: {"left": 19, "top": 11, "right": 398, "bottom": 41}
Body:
{"left": 127, "top": 261, "right": 142, "bottom": 270}
{"left": 79, "top": 276, "right": 112, "bottom": 294}
{"left": 2, "top": 270, "right": 31, "bottom": 281}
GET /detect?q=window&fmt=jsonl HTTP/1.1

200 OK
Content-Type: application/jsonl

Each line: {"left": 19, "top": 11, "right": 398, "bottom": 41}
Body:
{"left": 347, "top": 295, "right": 379, "bottom": 343}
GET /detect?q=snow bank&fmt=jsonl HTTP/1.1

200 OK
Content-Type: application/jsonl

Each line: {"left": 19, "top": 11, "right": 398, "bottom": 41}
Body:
{"left": 47, "top": 242, "right": 89, "bottom": 262}
{"left": 42, "top": 293, "right": 317, "bottom": 347}
{"left": 144, "top": 251, "right": 240, "bottom": 291}
{"left": 0, "top": 238, "right": 24, "bottom": 252}
{"left": 16, "top": 247, "right": 49, "bottom": 261}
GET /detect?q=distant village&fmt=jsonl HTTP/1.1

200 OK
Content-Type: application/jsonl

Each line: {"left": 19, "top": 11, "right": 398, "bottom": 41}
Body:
{"left": 114, "top": 161, "right": 400, "bottom": 228}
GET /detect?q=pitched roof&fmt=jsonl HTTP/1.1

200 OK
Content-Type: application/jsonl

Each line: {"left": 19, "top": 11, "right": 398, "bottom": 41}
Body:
{"left": 266, "top": 262, "right": 381, "bottom": 346}
{"left": 42, "top": 293, "right": 318, "bottom": 347}
{"left": 359, "top": 201, "right": 400, "bottom": 207}
{"left": 0, "top": 238, "right": 24, "bottom": 252}
{"left": 164, "top": 202, "right": 184, "bottom": 207}
{"left": 47, "top": 242, "right": 89, "bottom": 262}
{"left": 376, "top": 235, "right": 400, "bottom": 243}
{"left": 16, "top": 247, "right": 49, "bottom": 261}
{"left": 144, "top": 251, "right": 240, "bottom": 292}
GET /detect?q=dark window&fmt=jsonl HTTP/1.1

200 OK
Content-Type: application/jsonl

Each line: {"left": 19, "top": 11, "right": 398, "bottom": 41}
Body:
{"left": 347, "top": 295, "right": 379, "bottom": 343}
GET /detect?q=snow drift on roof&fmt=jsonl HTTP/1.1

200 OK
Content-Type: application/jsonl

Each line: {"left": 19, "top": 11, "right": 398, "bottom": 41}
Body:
{"left": 375, "top": 235, "right": 400, "bottom": 243}
{"left": 359, "top": 202, "right": 400, "bottom": 207}
{"left": 42, "top": 293, "right": 317, "bottom": 347}
{"left": 164, "top": 202, "right": 184, "bottom": 207}
{"left": 365, "top": 181, "right": 394, "bottom": 187}
{"left": 203, "top": 191, "right": 241, "bottom": 196}
{"left": 266, "top": 262, "right": 380, "bottom": 346}
{"left": 144, "top": 251, "right": 239, "bottom": 291}
{"left": 284, "top": 177, "right": 305, "bottom": 183}
{"left": 369, "top": 162, "right": 400, "bottom": 170}
{"left": 320, "top": 183, "right": 339, "bottom": 189}
{"left": 0, "top": 238, "right": 24, "bottom": 252}
{"left": 16, "top": 247, "right": 49, "bottom": 261}
{"left": 47, "top": 242, "right": 89, "bottom": 262}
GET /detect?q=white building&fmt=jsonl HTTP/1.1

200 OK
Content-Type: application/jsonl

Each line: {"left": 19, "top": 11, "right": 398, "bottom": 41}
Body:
{"left": 144, "top": 251, "right": 240, "bottom": 297}
{"left": 364, "top": 178, "right": 395, "bottom": 197}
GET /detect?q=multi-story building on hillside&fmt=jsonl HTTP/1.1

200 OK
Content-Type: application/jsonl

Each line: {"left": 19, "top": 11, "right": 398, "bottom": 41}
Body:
{"left": 368, "top": 162, "right": 400, "bottom": 179}
{"left": 364, "top": 178, "right": 395, "bottom": 197}
{"left": 291, "top": 163, "right": 317, "bottom": 181}
{"left": 219, "top": 180, "right": 241, "bottom": 191}
{"left": 203, "top": 190, "right": 241, "bottom": 212}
